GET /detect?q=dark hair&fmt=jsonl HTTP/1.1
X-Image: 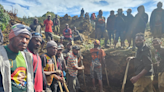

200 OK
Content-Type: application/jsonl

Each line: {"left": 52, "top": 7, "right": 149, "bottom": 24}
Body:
{"left": 153, "top": 38, "right": 161, "bottom": 43}
{"left": 136, "top": 33, "right": 144, "bottom": 39}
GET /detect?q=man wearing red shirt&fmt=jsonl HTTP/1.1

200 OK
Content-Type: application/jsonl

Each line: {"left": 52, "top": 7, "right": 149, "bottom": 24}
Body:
{"left": 27, "top": 32, "right": 44, "bottom": 92}
{"left": 44, "top": 14, "right": 53, "bottom": 41}
{"left": 63, "top": 23, "right": 72, "bottom": 41}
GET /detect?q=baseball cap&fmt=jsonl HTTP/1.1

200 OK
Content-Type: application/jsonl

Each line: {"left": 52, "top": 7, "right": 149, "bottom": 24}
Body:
{"left": 72, "top": 45, "right": 80, "bottom": 50}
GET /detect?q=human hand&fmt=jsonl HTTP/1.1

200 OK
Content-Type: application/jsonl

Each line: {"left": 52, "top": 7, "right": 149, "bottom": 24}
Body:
{"left": 126, "top": 57, "right": 134, "bottom": 62}
{"left": 56, "top": 70, "right": 62, "bottom": 75}
{"left": 81, "top": 65, "right": 85, "bottom": 70}
{"left": 130, "top": 76, "right": 139, "bottom": 84}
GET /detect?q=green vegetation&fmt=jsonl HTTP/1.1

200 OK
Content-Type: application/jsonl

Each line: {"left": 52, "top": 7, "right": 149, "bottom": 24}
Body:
{"left": 19, "top": 11, "right": 59, "bottom": 25}
{"left": 0, "top": 4, "right": 10, "bottom": 31}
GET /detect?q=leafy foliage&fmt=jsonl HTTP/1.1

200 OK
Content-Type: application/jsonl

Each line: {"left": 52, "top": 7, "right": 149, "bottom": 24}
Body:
{"left": 0, "top": 4, "right": 10, "bottom": 31}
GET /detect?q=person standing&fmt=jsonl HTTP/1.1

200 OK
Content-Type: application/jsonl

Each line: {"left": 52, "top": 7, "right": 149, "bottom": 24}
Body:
{"left": 53, "top": 15, "right": 60, "bottom": 36}
{"left": 127, "top": 33, "right": 154, "bottom": 92}
{"left": 0, "top": 23, "right": 33, "bottom": 92}
{"left": 67, "top": 46, "right": 84, "bottom": 92}
{"left": 114, "top": 9, "right": 126, "bottom": 48}
{"left": 152, "top": 38, "right": 164, "bottom": 92}
{"left": 0, "top": 29, "right": 3, "bottom": 45}
{"left": 150, "top": 2, "right": 164, "bottom": 38}
{"left": 90, "top": 40, "right": 106, "bottom": 92}
{"left": 107, "top": 10, "right": 116, "bottom": 46}
{"left": 44, "top": 14, "right": 53, "bottom": 42}
{"left": 125, "top": 9, "right": 134, "bottom": 49}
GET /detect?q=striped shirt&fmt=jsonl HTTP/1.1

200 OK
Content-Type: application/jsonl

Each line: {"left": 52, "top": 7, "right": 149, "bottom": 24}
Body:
{"left": 67, "top": 53, "right": 78, "bottom": 77}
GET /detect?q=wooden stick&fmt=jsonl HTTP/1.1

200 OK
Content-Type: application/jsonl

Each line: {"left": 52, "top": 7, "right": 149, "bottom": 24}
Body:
{"left": 104, "top": 67, "right": 110, "bottom": 86}
{"left": 81, "top": 60, "right": 86, "bottom": 87}
{"left": 53, "top": 56, "right": 69, "bottom": 92}
{"left": 121, "top": 61, "right": 130, "bottom": 92}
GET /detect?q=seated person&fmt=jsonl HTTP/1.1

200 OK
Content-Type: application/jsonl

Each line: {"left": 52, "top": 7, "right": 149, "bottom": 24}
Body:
{"left": 72, "top": 27, "right": 83, "bottom": 42}
{"left": 63, "top": 23, "right": 72, "bottom": 41}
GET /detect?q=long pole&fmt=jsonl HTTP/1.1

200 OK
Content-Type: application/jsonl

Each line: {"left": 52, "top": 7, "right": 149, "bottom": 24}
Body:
{"left": 121, "top": 61, "right": 130, "bottom": 92}
{"left": 104, "top": 67, "right": 110, "bottom": 86}
{"left": 53, "top": 56, "right": 69, "bottom": 92}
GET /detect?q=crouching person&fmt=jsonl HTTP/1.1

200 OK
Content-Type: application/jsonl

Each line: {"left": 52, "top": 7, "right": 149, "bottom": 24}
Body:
{"left": 0, "top": 24, "right": 34, "bottom": 92}
{"left": 40, "top": 41, "right": 63, "bottom": 92}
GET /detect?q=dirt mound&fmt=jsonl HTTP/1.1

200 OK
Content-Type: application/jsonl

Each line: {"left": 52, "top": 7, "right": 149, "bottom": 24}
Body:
{"left": 2, "top": 12, "right": 27, "bottom": 45}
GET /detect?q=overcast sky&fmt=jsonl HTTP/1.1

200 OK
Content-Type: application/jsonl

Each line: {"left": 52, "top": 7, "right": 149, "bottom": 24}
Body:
{"left": 0, "top": 0, "right": 163, "bottom": 20}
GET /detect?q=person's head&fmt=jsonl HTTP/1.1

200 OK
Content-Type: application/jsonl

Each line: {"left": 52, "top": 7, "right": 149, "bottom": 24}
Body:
{"left": 110, "top": 10, "right": 114, "bottom": 16}
{"left": 33, "top": 18, "right": 38, "bottom": 24}
{"left": 9, "top": 24, "right": 32, "bottom": 53}
{"left": 99, "top": 10, "right": 103, "bottom": 16}
{"left": 127, "top": 9, "right": 132, "bottom": 15}
{"left": 59, "top": 36, "right": 64, "bottom": 43}
{"left": 135, "top": 33, "right": 145, "bottom": 48}
{"left": 157, "top": 2, "right": 163, "bottom": 8}
{"left": 72, "top": 45, "right": 80, "bottom": 55}
{"left": 57, "top": 44, "right": 64, "bottom": 57}
{"left": 137, "top": 5, "right": 145, "bottom": 13}
{"left": 117, "top": 9, "right": 123, "bottom": 15}
{"left": 46, "top": 41, "right": 58, "bottom": 56}
{"left": 152, "top": 38, "right": 162, "bottom": 49}
{"left": 73, "top": 26, "right": 76, "bottom": 30}
{"left": 65, "top": 23, "right": 69, "bottom": 29}
{"left": 66, "top": 42, "right": 72, "bottom": 50}
{"left": 93, "top": 40, "right": 100, "bottom": 48}
{"left": 28, "top": 32, "right": 42, "bottom": 54}
{"left": 47, "top": 14, "right": 51, "bottom": 20}
{"left": 55, "top": 15, "right": 58, "bottom": 18}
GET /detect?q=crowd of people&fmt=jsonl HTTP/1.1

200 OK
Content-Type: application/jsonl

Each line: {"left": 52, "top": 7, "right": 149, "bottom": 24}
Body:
{"left": 0, "top": 1, "right": 164, "bottom": 92}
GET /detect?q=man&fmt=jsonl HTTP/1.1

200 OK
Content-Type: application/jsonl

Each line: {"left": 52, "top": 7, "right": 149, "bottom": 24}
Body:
{"left": 53, "top": 15, "right": 60, "bottom": 36}
{"left": 90, "top": 40, "right": 106, "bottom": 92}
{"left": 80, "top": 8, "right": 84, "bottom": 17}
{"left": 95, "top": 10, "right": 108, "bottom": 47}
{"left": 0, "top": 29, "right": 3, "bottom": 45}
{"left": 72, "top": 27, "right": 83, "bottom": 42}
{"left": 63, "top": 23, "right": 72, "bottom": 41}
{"left": 114, "top": 9, "right": 126, "bottom": 48}
{"left": 30, "top": 18, "right": 45, "bottom": 52}
{"left": 67, "top": 45, "right": 84, "bottom": 92}
{"left": 63, "top": 42, "right": 72, "bottom": 64}
{"left": 107, "top": 10, "right": 116, "bottom": 46}
{"left": 152, "top": 38, "right": 164, "bottom": 92}
{"left": 27, "top": 32, "right": 45, "bottom": 92}
{"left": 44, "top": 14, "right": 53, "bottom": 41}
{"left": 125, "top": 9, "right": 134, "bottom": 49}
{"left": 40, "top": 41, "right": 63, "bottom": 92}
{"left": 0, "top": 23, "right": 33, "bottom": 92}
{"left": 131, "top": 6, "right": 148, "bottom": 50}
{"left": 90, "top": 13, "right": 96, "bottom": 28}
{"left": 127, "top": 33, "right": 153, "bottom": 92}
{"left": 150, "top": 2, "right": 164, "bottom": 38}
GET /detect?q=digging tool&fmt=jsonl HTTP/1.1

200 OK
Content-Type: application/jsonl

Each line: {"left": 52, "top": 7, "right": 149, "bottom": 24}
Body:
{"left": 121, "top": 60, "right": 130, "bottom": 92}
{"left": 81, "top": 59, "right": 86, "bottom": 87}
{"left": 104, "top": 66, "right": 110, "bottom": 86}
{"left": 53, "top": 56, "right": 69, "bottom": 92}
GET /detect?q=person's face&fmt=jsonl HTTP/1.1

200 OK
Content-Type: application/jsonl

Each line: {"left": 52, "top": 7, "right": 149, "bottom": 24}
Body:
{"left": 10, "top": 33, "right": 30, "bottom": 51}
{"left": 34, "top": 19, "right": 38, "bottom": 24}
{"left": 127, "top": 11, "right": 131, "bottom": 15}
{"left": 67, "top": 45, "right": 72, "bottom": 50}
{"left": 74, "top": 27, "right": 76, "bottom": 30}
{"left": 48, "top": 16, "right": 51, "bottom": 20}
{"left": 118, "top": 11, "right": 122, "bottom": 14}
{"left": 66, "top": 25, "right": 69, "bottom": 29}
{"left": 99, "top": 12, "right": 103, "bottom": 16}
{"left": 110, "top": 12, "right": 114, "bottom": 16}
{"left": 157, "top": 3, "right": 162, "bottom": 8}
{"left": 47, "top": 46, "right": 57, "bottom": 56}
{"left": 31, "top": 37, "right": 42, "bottom": 49}
{"left": 135, "top": 36, "right": 144, "bottom": 48}
{"left": 73, "top": 49, "right": 79, "bottom": 55}
{"left": 57, "top": 49, "right": 62, "bottom": 57}
{"left": 138, "top": 7, "right": 144, "bottom": 13}
{"left": 153, "top": 40, "right": 161, "bottom": 49}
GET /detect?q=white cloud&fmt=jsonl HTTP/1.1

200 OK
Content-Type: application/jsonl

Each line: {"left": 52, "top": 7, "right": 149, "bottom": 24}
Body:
{"left": 0, "top": 0, "right": 162, "bottom": 18}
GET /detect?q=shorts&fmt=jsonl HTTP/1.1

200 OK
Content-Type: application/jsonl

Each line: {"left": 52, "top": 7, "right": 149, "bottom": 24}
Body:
{"left": 53, "top": 25, "right": 60, "bottom": 34}
{"left": 133, "top": 76, "right": 153, "bottom": 92}
{"left": 90, "top": 62, "right": 102, "bottom": 80}
{"left": 45, "top": 32, "right": 53, "bottom": 40}
{"left": 108, "top": 30, "right": 114, "bottom": 40}
{"left": 67, "top": 74, "right": 80, "bottom": 92}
